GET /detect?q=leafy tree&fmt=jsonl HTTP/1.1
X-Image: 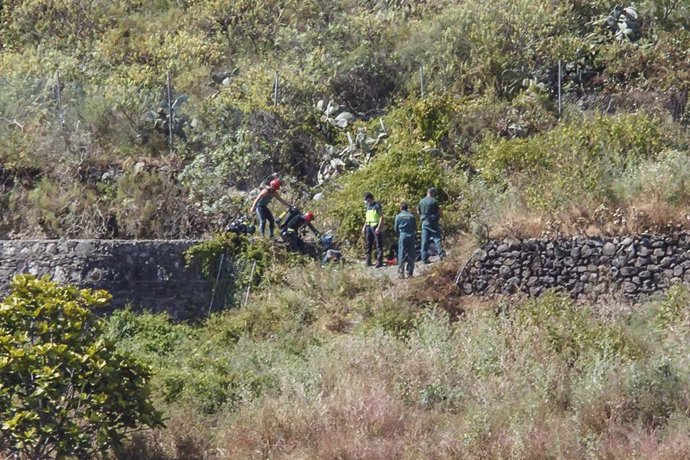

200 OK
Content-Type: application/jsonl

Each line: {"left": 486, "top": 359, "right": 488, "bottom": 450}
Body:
{"left": 0, "top": 275, "right": 163, "bottom": 459}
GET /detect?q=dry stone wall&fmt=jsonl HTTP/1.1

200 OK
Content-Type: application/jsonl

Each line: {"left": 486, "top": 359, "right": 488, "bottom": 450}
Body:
{"left": 457, "top": 233, "right": 690, "bottom": 301}
{"left": 0, "top": 240, "right": 211, "bottom": 319}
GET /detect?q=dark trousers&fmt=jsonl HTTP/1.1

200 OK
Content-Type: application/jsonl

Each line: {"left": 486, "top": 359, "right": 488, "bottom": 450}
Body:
{"left": 281, "top": 230, "right": 302, "bottom": 252}
{"left": 365, "top": 226, "right": 384, "bottom": 266}
{"left": 398, "top": 234, "right": 415, "bottom": 276}
{"left": 421, "top": 222, "right": 443, "bottom": 262}
{"left": 255, "top": 205, "right": 275, "bottom": 238}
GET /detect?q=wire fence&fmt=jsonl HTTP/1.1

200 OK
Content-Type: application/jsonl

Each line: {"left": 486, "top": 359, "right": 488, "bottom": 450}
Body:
{"left": 1, "top": 66, "right": 688, "bottom": 161}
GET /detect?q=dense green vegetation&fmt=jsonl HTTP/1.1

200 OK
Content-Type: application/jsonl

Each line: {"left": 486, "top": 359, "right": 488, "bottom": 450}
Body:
{"left": 0, "top": 275, "right": 163, "bottom": 458}
{"left": 4, "top": 0, "right": 690, "bottom": 457}
{"left": 2, "top": 0, "right": 690, "bottom": 240}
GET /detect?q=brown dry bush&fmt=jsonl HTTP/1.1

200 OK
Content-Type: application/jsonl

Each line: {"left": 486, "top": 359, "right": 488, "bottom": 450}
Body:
{"left": 115, "top": 407, "right": 217, "bottom": 460}
{"left": 219, "top": 379, "right": 468, "bottom": 460}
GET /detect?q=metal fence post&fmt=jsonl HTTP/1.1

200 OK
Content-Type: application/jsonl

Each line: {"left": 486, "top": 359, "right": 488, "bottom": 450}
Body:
{"left": 55, "top": 71, "right": 65, "bottom": 125}
{"left": 207, "top": 253, "right": 226, "bottom": 315}
{"left": 557, "top": 60, "right": 562, "bottom": 119}
{"left": 243, "top": 260, "right": 257, "bottom": 308}
{"left": 166, "top": 71, "right": 174, "bottom": 155}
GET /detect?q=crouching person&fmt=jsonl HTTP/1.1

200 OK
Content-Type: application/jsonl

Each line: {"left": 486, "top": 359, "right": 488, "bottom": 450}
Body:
{"left": 281, "top": 211, "right": 320, "bottom": 252}
{"left": 394, "top": 202, "right": 417, "bottom": 279}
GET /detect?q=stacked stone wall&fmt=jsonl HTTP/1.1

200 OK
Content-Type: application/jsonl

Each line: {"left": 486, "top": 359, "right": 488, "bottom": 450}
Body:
{"left": 0, "top": 240, "right": 211, "bottom": 319}
{"left": 457, "top": 233, "right": 690, "bottom": 300}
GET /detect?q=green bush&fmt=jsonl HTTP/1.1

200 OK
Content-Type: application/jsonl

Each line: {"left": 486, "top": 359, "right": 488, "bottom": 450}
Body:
{"left": 475, "top": 113, "right": 671, "bottom": 211}
{"left": 364, "top": 299, "right": 418, "bottom": 339}
{"left": 614, "top": 149, "right": 690, "bottom": 205}
{"left": 185, "top": 234, "right": 272, "bottom": 309}
{"left": 0, "top": 275, "right": 163, "bottom": 459}
{"left": 103, "top": 309, "right": 197, "bottom": 360}
{"left": 516, "top": 292, "right": 641, "bottom": 366}
{"left": 654, "top": 283, "right": 690, "bottom": 330}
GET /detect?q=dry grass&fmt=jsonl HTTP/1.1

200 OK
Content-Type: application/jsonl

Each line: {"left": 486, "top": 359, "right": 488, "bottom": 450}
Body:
{"left": 112, "top": 238, "right": 690, "bottom": 460}
{"left": 489, "top": 201, "right": 690, "bottom": 240}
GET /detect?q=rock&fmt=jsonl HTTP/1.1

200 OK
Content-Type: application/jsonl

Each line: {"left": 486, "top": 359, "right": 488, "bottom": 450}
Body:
{"left": 622, "top": 281, "right": 637, "bottom": 293}
{"left": 474, "top": 249, "right": 488, "bottom": 261}
{"left": 602, "top": 242, "right": 617, "bottom": 256}
{"left": 613, "top": 254, "right": 628, "bottom": 268}
{"left": 660, "top": 257, "right": 673, "bottom": 268}
{"left": 75, "top": 241, "right": 95, "bottom": 256}
{"left": 634, "top": 257, "right": 651, "bottom": 267}
{"left": 496, "top": 244, "right": 509, "bottom": 254}
{"left": 507, "top": 276, "right": 521, "bottom": 287}
{"left": 620, "top": 267, "right": 639, "bottom": 277}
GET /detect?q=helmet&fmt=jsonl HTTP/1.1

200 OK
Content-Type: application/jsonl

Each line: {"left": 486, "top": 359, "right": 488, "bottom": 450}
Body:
{"left": 269, "top": 179, "right": 282, "bottom": 190}
{"left": 304, "top": 212, "right": 314, "bottom": 222}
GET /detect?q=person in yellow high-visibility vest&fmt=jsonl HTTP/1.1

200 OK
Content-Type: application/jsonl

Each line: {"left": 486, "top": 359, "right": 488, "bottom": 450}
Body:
{"left": 361, "top": 192, "right": 384, "bottom": 267}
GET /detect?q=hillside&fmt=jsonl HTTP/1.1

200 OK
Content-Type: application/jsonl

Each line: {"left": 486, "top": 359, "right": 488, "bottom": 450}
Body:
{"left": 4, "top": 1, "right": 690, "bottom": 458}
{"left": 1, "top": 0, "right": 690, "bottom": 242}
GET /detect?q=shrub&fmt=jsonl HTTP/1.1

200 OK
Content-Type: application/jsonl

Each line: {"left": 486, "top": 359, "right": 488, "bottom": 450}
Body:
{"left": 0, "top": 275, "right": 163, "bottom": 459}
{"left": 516, "top": 292, "right": 641, "bottom": 366}
{"left": 103, "top": 309, "right": 197, "bottom": 360}
{"left": 364, "top": 298, "right": 418, "bottom": 339}
{"left": 614, "top": 149, "right": 690, "bottom": 206}
{"left": 654, "top": 283, "right": 690, "bottom": 330}
{"left": 185, "top": 233, "right": 272, "bottom": 309}
{"left": 475, "top": 113, "right": 671, "bottom": 211}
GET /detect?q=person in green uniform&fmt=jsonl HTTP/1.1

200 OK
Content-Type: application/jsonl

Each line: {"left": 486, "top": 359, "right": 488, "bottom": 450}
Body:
{"left": 250, "top": 178, "right": 290, "bottom": 239}
{"left": 394, "top": 202, "right": 417, "bottom": 278}
{"left": 361, "top": 192, "right": 384, "bottom": 267}
{"left": 417, "top": 187, "right": 445, "bottom": 264}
